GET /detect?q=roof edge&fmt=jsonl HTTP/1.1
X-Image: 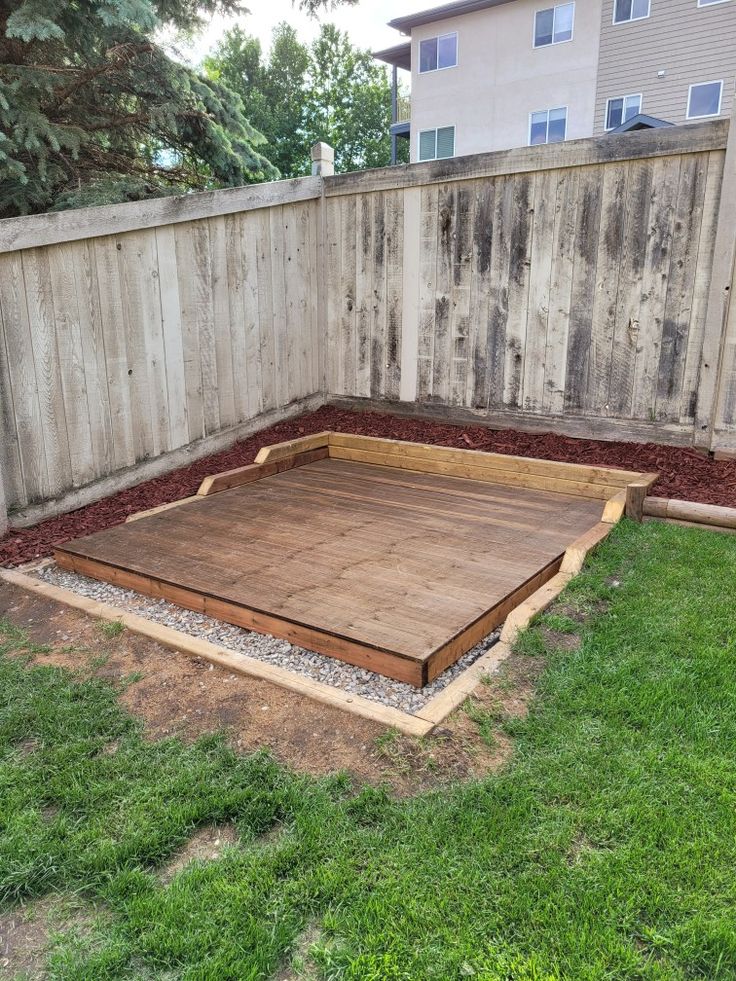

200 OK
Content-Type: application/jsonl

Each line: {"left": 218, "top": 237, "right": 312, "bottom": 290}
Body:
{"left": 388, "top": 0, "right": 515, "bottom": 33}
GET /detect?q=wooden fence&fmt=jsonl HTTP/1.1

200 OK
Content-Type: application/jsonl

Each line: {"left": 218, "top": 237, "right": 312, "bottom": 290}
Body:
{"left": 325, "top": 117, "right": 736, "bottom": 451}
{"left": 0, "top": 180, "right": 324, "bottom": 528}
{"left": 1, "top": 116, "right": 736, "bottom": 531}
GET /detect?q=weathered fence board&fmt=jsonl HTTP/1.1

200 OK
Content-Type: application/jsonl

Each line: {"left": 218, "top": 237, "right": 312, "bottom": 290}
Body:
{"left": 326, "top": 125, "right": 733, "bottom": 450}
{"left": 0, "top": 195, "right": 322, "bottom": 515}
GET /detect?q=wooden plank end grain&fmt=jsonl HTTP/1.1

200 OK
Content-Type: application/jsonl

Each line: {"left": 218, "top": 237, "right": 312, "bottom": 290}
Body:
{"left": 625, "top": 481, "right": 650, "bottom": 522}
{"left": 254, "top": 431, "right": 332, "bottom": 465}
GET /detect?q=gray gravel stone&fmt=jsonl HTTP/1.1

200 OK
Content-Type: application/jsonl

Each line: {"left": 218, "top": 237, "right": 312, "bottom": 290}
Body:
{"left": 35, "top": 563, "right": 500, "bottom": 716}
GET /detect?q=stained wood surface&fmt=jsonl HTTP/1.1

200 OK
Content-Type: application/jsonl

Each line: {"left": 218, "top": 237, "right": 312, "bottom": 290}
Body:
{"left": 55, "top": 458, "right": 603, "bottom": 686}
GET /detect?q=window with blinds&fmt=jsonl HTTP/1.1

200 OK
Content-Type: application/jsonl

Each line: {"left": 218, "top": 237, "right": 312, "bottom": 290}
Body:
{"left": 418, "top": 126, "right": 456, "bottom": 161}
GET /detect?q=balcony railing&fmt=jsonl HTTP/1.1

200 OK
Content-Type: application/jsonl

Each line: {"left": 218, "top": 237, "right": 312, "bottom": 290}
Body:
{"left": 395, "top": 94, "right": 411, "bottom": 124}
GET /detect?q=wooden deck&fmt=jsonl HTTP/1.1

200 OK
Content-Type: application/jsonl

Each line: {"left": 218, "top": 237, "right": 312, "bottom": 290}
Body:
{"left": 55, "top": 434, "right": 655, "bottom": 687}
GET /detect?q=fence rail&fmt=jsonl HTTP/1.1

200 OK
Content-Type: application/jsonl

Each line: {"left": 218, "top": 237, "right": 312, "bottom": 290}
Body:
{"left": 1, "top": 117, "right": 735, "bottom": 532}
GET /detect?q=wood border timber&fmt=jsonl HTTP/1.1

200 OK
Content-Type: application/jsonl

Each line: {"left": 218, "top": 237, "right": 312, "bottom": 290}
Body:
{"left": 324, "top": 120, "right": 727, "bottom": 198}
{"left": 0, "top": 177, "right": 322, "bottom": 253}
{"left": 643, "top": 496, "right": 736, "bottom": 530}
{"left": 190, "top": 432, "right": 658, "bottom": 509}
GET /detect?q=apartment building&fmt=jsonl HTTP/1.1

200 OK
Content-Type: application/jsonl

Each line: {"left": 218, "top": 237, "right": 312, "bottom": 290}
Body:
{"left": 375, "top": 0, "right": 736, "bottom": 163}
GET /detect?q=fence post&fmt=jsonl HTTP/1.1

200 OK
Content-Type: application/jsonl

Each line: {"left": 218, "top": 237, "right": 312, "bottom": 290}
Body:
{"left": 694, "top": 99, "right": 736, "bottom": 450}
{"left": 312, "top": 143, "right": 333, "bottom": 398}
{"left": 311, "top": 142, "right": 335, "bottom": 177}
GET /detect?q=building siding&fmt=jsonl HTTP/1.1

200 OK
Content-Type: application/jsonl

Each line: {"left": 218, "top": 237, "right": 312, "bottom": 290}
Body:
{"left": 408, "top": 0, "right": 603, "bottom": 161}
{"left": 595, "top": 0, "right": 736, "bottom": 133}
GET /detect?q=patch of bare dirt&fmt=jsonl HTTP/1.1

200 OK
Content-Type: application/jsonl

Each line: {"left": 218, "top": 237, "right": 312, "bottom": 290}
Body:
{"left": 375, "top": 654, "right": 547, "bottom": 777}
{"left": 157, "top": 824, "right": 240, "bottom": 885}
{"left": 0, "top": 581, "right": 544, "bottom": 795}
{"left": 0, "top": 896, "right": 97, "bottom": 980}
{"left": 274, "top": 921, "right": 322, "bottom": 981}
{"left": 539, "top": 627, "right": 582, "bottom": 652}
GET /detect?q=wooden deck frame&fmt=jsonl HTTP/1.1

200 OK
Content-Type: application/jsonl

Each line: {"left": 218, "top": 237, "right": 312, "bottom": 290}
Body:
{"left": 55, "top": 432, "right": 657, "bottom": 690}
{"left": 5, "top": 506, "right": 616, "bottom": 735}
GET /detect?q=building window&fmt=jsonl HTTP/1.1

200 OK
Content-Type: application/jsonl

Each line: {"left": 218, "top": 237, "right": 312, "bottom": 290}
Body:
{"left": 606, "top": 94, "right": 642, "bottom": 129}
{"left": 419, "top": 126, "right": 456, "bottom": 161}
{"left": 698, "top": 0, "right": 733, "bottom": 5}
{"left": 419, "top": 33, "right": 458, "bottom": 73}
{"left": 534, "top": 3, "right": 575, "bottom": 46}
{"left": 529, "top": 107, "right": 567, "bottom": 145}
{"left": 687, "top": 80, "right": 723, "bottom": 118}
{"left": 613, "top": 0, "right": 650, "bottom": 23}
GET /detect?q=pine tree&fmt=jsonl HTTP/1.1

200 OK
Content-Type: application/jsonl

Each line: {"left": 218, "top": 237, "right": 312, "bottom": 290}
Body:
{"left": 0, "top": 0, "right": 354, "bottom": 217}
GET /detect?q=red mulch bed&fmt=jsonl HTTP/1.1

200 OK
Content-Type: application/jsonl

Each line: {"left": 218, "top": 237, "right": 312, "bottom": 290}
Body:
{"left": 2, "top": 406, "right": 735, "bottom": 567}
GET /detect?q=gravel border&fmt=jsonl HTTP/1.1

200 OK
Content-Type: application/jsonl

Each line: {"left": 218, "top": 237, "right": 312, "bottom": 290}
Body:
{"left": 34, "top": 563, "right": 499, "bottom": 716}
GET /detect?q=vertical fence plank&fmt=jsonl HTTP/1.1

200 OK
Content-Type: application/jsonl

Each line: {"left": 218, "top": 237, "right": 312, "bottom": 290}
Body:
{"left": 47, "top": 242, "right": 97, "bottom": 486}
{"left": 469, "top": 180, "right": 495, "bottom": 410}
{"left": 0, "top": 251, "right": 46, "bottom": 504}
{"left": 678, "top": 150, "right": 723, "bottom": 425}
{"left": 585, "top": 162, "right": 627, "bottom": 417}
{"left": 417, "top": 185, "right": 439, "bottom": 401}
{"left": 543, "top": 170, "right": 579, "bottom": 415}
{"left": 325, "top": 197, "right": 342, "bottom": 397}
{"left": 22, "top": 247, "right": 72, "bottom": 495}
{"left": 384, "top": 189, "right": 404, "bottom": 402}
{"left": 340, "top": 195, "right": 357, "bottom": 398}
{"left": 155, "top": 225, "right": 189, "bottom": 449}
{"left": 608, "top": 160, "right": 652, "bottom": 417}
{"left": 238, "top": 211, "right": 264, "bottom": 419}
{"left": 487, "top": 175, "right": 514, "bottom": 409}
{"left": 503, "top": 174, "right": 534, "bottom": 408}
{"left": 696, "top": 103, "right": 736, "bottom": 447}
{"left": 564, "top": 167, "right": 604, "bottom": 414}
{"left": 399, "top": 187, "right": 420, "bottom": 403}
{"left": 71, "top": 239, "right": 114, "bottom": 478}
{"left": 450, "top": 183, "right": 474, "bottom": 407}
{"left": 356, "top": 192, "right": 374, "bottom": 399}
{"left": 631, "top": 155, "right": 681, "bottom": 421}
{"left": 93, "top": 236, "right": 136, "bottom": 470}
{"left": 522, "top": 169, "right": 556, "bottom": 413}
{"left": 655, "top": 154, "right": 708, "bottom": 422}
{"left": 209, "top": 215, "right": 237, "bottom": 431}
{"left": 0, "top": 290, "right": 25, "bottom": 509}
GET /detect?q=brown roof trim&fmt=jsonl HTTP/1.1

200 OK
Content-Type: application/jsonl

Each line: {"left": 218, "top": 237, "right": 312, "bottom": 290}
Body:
{"left": 389, "top": 0, "right": 515, "bottom": 33}
{"left": 373, "top": 42, "right": 412, "bottom": 71}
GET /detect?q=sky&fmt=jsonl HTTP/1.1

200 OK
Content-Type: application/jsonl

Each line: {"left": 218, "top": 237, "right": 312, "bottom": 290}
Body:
{"left": 172, "top": 0, "right": 430, "bottom": 67}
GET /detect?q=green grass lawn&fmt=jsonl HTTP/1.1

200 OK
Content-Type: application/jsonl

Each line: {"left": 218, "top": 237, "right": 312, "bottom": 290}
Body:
{"left": 2, "top": 520, "right": 736, "bottom": 980}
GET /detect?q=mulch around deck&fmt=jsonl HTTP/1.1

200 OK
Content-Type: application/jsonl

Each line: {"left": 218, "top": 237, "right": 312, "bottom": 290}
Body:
{"left": 2, "top": 406, "right": 735, "bottom": 567}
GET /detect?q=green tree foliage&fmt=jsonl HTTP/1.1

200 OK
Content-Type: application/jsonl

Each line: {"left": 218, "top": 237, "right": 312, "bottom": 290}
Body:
{"left": 206, "top": 21, "right": 402, "bottom": 178}
{"left": 0, "top": 0, "right": 355, "bottom": 217}
{"left": 206, "top": 24, "right": 311, "bottom": 179}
